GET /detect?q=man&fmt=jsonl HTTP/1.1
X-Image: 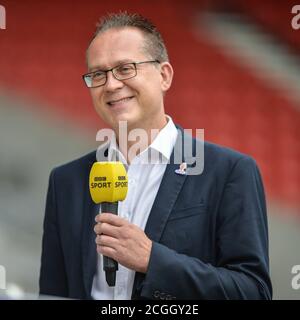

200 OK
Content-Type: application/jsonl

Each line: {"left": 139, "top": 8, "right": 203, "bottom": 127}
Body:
{"left": 39, "top": 12, "right": 272, "bottom": 300}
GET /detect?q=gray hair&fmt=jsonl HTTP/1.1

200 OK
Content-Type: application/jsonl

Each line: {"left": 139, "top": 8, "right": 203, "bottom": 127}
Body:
{"left": 87, "top": 12, "right": 169, "bottom": 63}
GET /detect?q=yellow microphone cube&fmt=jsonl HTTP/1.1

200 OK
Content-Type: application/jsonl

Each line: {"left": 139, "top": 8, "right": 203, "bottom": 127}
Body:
{"left": 89, "top": 162, "right": 128, "bottom": 203}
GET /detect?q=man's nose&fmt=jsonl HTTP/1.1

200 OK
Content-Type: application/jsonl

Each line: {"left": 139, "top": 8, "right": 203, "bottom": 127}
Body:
{"left": 104, "top": 70, "right": 124, "bottom": 91}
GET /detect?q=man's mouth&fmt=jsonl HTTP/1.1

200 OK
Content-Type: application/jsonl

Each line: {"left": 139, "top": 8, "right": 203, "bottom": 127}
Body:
{"left": 107, "top": 96, "right": 134, "bottom": 106}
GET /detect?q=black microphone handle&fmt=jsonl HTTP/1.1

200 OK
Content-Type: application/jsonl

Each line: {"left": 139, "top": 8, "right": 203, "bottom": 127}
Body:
{"left": 102, "top": 202, "right": 118, "bottom": 215}
{"left": 101, "top": 201, "right": 118, "bottom": 287}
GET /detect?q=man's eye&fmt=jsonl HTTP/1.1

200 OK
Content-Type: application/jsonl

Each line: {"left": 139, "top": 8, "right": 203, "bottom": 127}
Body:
{"left": 118, "top": 65, "right": 134, "bottom": 74}
{"left": 93, "top": 71, "right": 105, "bottom": 79}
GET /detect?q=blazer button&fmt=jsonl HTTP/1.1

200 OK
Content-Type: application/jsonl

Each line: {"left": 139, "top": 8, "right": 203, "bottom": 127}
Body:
{"left": 153, "top": 290, "right": 160, "bottom": 299}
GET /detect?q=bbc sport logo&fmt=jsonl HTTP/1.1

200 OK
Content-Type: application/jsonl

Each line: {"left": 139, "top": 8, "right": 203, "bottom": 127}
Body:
{"left": 0, "top": 4, "right": 6, "bottom": 30}
{"left": 0, "top": 265, "right": 6, "bottom": 290}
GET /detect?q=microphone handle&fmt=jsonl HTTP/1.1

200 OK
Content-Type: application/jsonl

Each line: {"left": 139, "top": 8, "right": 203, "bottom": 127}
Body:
{"left": 101, "top": 202, "right": 118, "bottom": 287}
{"left": 102, "top": 202, "right": 118, "bottom": 215}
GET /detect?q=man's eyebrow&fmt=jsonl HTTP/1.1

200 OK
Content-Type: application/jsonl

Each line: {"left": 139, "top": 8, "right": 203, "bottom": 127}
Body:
{"left": 88, "top": 59, "right": 135, "bottom": 72}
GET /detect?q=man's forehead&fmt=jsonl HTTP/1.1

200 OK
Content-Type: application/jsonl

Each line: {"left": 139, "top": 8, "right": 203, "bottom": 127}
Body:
{"left": 87, "top": 53, "right": 147, "bottom": 72}
{"left": 87, "top": 28, "right": 147, "bottom": 70}
{"left": 89, "top": 27, "right": 146, "bottom": 53}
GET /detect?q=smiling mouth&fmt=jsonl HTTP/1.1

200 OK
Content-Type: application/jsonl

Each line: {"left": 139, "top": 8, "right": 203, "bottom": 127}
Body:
{"left": 107, "top": 96, "right": 134, "bottom": 106}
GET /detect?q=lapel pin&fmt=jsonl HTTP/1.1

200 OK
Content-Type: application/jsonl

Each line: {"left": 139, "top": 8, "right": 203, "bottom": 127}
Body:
{"left": 175, "top": 162, "right": 187, "bottom": 175}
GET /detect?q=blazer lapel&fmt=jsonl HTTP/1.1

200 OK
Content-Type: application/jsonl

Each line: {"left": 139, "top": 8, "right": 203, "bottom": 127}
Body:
{"left": 144, "top": 129, "right": 190, "bottom": 242}
{"left": 132, "top": 128, "right": 195, "bottom": 297}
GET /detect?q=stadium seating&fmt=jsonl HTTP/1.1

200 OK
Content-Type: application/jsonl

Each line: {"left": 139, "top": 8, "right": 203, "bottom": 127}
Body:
{"left": 0, "top": 0, "right": 299, "bottom": 207}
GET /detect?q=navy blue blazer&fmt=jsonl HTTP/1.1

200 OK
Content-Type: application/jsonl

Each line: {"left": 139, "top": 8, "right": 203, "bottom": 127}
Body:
{"left": 39, "top": 127, "right": 272, "bottom": 300}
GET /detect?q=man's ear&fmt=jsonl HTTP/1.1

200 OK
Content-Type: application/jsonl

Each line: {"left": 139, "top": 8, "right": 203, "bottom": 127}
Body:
{"left": 160, "top": 62, "right": 174, "bottom": 92}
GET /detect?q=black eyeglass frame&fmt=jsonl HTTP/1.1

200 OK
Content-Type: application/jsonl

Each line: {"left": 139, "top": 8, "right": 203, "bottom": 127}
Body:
{"left": 82, "top": 60, "right": 160, "bottom": 88}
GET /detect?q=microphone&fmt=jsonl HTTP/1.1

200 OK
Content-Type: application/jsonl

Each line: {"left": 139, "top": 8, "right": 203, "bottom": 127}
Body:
{"left": 89, "top": 161, "right": 128, "bottom": 287}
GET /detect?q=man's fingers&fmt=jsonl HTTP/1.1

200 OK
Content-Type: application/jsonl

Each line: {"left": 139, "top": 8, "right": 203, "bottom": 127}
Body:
{"left": 95, "top": 234, "right": 118, "bottom": 247}
{"left": 96, "top": 245, "right": 117, "bottom": 258}
{"left": 95, "top": 213, "right": 126, "bottom": 226}
{"left": 93, "top": 222, "right": 119, "bottom": 237}
{"left": 93, "top": 213, "right": 128, "bottom": 237}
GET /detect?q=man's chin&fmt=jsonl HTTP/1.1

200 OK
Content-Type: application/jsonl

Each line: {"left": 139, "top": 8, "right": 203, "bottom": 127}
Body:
{"left": 110, "top": 115, "right": 138, "bottom": 130}
{"left": 117, "top": 118, "right": 136, "bottom": 128}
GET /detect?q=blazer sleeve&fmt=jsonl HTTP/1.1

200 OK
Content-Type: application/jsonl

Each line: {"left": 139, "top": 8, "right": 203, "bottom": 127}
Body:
{"left": 39, "top": 169, "right": 68, "bottom": 298}
{"left": 138, "top": 156, "right": 272, "bottom": 300}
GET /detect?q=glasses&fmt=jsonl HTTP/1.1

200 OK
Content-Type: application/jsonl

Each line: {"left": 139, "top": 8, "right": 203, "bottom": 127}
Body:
{"left": 82, "top": 60, "right": 160, "bottom": 88}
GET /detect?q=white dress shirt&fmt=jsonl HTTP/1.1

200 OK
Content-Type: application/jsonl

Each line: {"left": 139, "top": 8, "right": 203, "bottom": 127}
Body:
{"left": 91, "top": 115, "right": 178, "bottom": 300}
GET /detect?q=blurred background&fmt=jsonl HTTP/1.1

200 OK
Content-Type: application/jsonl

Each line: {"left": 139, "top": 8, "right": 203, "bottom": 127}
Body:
{"left": 0, "top": 0, "right": 299, "bottom": 299}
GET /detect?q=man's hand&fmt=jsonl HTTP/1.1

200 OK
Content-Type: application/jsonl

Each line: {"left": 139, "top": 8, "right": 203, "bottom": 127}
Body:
{"left": 94, "top": 213, "right": 152, "bottom": 273}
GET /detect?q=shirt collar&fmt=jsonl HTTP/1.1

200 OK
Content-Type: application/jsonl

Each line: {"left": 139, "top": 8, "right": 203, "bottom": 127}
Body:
{"left": 148, "top": 115, "right": 178, "bottom": 161}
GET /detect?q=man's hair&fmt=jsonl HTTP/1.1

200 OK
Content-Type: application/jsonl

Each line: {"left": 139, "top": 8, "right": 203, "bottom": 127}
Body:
{"left": 88, "top": 12, "right": 169, "bottom": 62}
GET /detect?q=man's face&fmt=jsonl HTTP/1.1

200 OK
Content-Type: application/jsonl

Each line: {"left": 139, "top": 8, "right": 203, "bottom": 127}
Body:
{"left": 86, "top": 27, "right": 173, "bottom": 131}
